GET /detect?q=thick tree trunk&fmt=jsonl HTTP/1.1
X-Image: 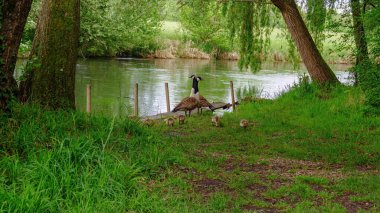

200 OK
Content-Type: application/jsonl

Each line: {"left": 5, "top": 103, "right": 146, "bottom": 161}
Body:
{"left": 20, "top": 0, "right": 80, "bottom": 109}
{"left": 271, "top": 0, "right": 339, "bottom": 85}
{"left": 0, "top": 0, "right": 33, "bottom": 110}
{"left": 350, "top": 0, "right": 369, "bottom": 65}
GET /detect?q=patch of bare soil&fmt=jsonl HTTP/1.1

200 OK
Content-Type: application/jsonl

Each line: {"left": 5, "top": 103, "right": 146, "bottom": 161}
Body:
{"left": 247, "top": 183, "right": 268, "bottom": 194}
{"left": 178, "top": 149, "right": 378, "bottom": 212}
{"left": 223, "top": 157, "right": 348, "bottom": 180}
{"left": 192, "top": 178, "right": 226, "bottom": 196}
{"left": 174, "top": 165, "right": 202, "bottom": 177}
{"left": 164, "top": 131, "right": 189, "bottom": 137}
{"left": 356, "top": 164, "right": 379, "bottom": 173}
{"left": 335, "top": 192, "right": 374, "bottom": 213}
{"left": 191, "top": 150, "right": 234, "bottom": 163}
{"left": 220, "top": 156, "right": 377, "bottom": 211}
{"left": 242, "top": 204, "right": 279, "bottom": 213}
{"left": 309, "top": 184, "right": 325, "bottom": 192}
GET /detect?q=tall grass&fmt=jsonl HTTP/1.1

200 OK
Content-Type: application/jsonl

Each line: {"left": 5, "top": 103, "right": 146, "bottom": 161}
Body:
{"left": 0, "top": 105, "right": 178, "bottom": 211}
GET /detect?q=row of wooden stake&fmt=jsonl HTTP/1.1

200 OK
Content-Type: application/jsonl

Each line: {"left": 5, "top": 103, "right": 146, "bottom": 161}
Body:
{"left": 85, "top": 81, "right": 236, "bottom": 116}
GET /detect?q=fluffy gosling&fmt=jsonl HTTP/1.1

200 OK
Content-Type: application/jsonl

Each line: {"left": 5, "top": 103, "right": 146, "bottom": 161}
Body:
{"left": 212, "top": 115, "right": 221, "bottom": 127}
{"left": 240, "top": 119, "right": 249, "bottom": 129}
{"left": 178, "top": 115, "right": 185, "bottom": 125}
{"left": 141, "top": 118, "right": 154, "bottom": 126}
{"left": 165, "top": 117, "right": 175, "bottom": 127}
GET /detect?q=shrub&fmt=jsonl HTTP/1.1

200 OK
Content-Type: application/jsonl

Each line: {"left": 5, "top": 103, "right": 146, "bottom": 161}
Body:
{"left": 356, "top": 63, "right": 380, "bottom": 114}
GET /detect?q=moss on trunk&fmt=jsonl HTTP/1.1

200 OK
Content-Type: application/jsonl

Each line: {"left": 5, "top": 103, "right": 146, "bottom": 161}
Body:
{"left": 22, "top": 0, "right": 80, "bottom": 109}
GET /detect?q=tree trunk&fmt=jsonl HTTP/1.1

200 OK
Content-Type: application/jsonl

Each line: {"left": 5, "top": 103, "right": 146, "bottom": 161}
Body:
{"left": 350, "top": 0, "right": 369, "bottom": 65}
{"left": 20, "top": 0, "right": 80, "bottom": 109}
{"left": 0, "top": 0, "right": 33, "bottom": 110}
{"left": 271, "top": 0, "right": 339, "bottom": 85}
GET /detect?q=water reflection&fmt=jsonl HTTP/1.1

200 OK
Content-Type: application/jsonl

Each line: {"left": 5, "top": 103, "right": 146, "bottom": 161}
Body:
{"left": 75, "top": 58, "right": 352, "bottom": 117}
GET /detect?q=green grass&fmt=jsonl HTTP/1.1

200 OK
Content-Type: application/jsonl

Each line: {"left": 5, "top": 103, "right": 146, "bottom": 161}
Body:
{"left": 0, "top": 105, "right": 179, "bottom": 212}
{"left": 1, "top": 84, "right": 379, "bottom": 212}
{"left": 145, "top": 84, "right": 380, "bottom": 212}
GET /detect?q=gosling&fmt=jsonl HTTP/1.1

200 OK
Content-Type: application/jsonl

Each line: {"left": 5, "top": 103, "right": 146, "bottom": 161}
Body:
{"left": 240, "top": 119, "right": 249, "bottom": 129}
{"left": 212, "top": 115, "right": 221, "bottom": 127}
{"left": 165, "top": 117, "right": 175, "bottom": 127}
{"left": 141, "top": 118, "right": 154, "bottom": 126}
{"left": 178, "top": 115, "right": 185, "bottom": 125}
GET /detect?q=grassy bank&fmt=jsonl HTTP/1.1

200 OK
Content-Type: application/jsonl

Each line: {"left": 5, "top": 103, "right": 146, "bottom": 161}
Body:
{"left": 1, "top": 84, "right": 379, "bottom": 212}
{"left": 145, "top": 84, "right": 379, "bottom": 212}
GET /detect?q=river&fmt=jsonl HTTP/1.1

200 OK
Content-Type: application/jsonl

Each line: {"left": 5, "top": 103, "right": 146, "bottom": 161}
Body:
{"left": 16, "top": 58, "right": 352, "bottom": 116}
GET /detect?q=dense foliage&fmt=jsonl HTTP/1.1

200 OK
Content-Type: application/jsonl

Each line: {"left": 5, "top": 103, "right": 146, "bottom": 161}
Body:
{"left": 364, "top": 1, "right": 380, "bottom": 59}
{"left": 80, "top": 0, "right": 164, "bottom": 57}
{"left": 305, "top": 0, "right": 328, "bottom": 49}
{"left": 179, "top": 1, "right": 234, "bottom": 56}
{"left": 20, "top": 0, "right": 165, "bottom": 57}
{"left": 19, "top": 0, "right": 378, "bottom": 63}
{"left": 223, "top": 2, "right": 275, "bottom": 70}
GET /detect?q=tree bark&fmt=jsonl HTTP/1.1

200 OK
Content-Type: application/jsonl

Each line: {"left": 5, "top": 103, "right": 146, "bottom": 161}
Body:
{"left": 350, "top": 0, "right": 369, "bottom": 65}
{"left": 20, "top": 0, "right": 80, "bottom": 109}
{"left": 0, "top": 0, "right": 33, "bottom": 110}
{"left": 271, "top": 0, "right": 339, "bottom": 85}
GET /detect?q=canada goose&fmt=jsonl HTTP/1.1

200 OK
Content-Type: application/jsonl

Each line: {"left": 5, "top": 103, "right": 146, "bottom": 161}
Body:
{"left": 172, "top": 75, "right": 202, "bottom": 117}
{"left": 240, "top": 119, "right": 249, "bottom": 129}
{"left": 198, "top": 95, "right": 214, "bottom": 114}
{"left": 178, "top": 115, "right": 185, "bottom": 125}
{"left": 212, "top": 115, "right": 221, "bottom": 127}
{"left": 165, "top": 117, "right": 175, "bottom": 127}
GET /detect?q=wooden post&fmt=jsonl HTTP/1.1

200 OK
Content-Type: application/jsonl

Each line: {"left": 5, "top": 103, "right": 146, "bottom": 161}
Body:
{"left": 165, "top": 82, "right": 170, "bottom": 112}
{"left": 230, "top": 81, "right": 235, "bottom": 111}
{"left": 134, "top": 83, "right": 138, "bottom": 117}
{"left": 86, "top": 84, "right": 91, "bottom": 113}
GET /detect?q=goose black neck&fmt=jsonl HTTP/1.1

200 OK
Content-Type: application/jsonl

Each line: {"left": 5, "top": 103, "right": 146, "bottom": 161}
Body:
{"left": 192, "top": 78, "right": 199, "bottom": 94}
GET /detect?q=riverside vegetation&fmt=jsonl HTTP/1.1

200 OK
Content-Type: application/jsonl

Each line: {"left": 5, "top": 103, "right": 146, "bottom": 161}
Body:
{"left": 2, "top": 0, "right": 380, "bottom": 211}
{"left": 18, "top": 0, "right": 370, "bottom": 65}
{"left": 1, "top": 81, "right": 379, "bottom": 212}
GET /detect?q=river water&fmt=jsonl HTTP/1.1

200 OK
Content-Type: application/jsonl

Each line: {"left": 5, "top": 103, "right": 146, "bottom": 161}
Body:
{"left": 16, "top": 58, "right": 352, "bottom": 116}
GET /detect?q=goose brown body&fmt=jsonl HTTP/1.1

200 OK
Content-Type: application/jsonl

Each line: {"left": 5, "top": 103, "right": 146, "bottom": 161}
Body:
{"left": 198, "top": 95, "right": 214, "bottom": 113}
{"left": 172, "top": 74, "right": 205, "bottom": 117}
{"left": 172, "top": 97, "right": 199, "bottom": 116}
